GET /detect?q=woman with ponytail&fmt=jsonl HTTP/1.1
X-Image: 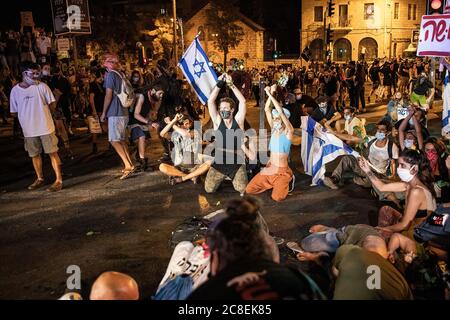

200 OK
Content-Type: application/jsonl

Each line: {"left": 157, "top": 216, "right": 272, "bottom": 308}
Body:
{"left": 424, "top": 137, "right": 450, "bottom": 202}
{"left": 359, "top": 149, "right": 437, "bottom": 239}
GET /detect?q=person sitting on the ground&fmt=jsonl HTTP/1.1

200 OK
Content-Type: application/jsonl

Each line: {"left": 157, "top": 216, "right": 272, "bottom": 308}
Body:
{"left": 204, "top": 73, "right": 248, "bottom": 195}
{"left": 90, "top": 271, "right": 139, "bottom": 300}
{"left": 245, "top": 85, "right": 294, "bottom": 202}
{"left": 159, "top": 113, "right": 212, "bottom": 185}
{"left": 333, "top": 106, "right": 366, "bottom": 144}
{"left": 310, "top": 95, "right": 341, "bottom": 127}
{"left": 399, "top": 106, "right": 424, "bottom": 151}
{"left": 385, "top": 91, "right": 409, "bottom": 124}
{"left": 187, "top": 197, "right": 324, "bottom": 300}
{"left": 323, "top": 119, "right": 398, "bottom": 190}
{"left": 359, "top": 150, "right": 437, "bottom": 240}
{"left": 424, "top": 137, "right": 450, "bottom": 203}
{"left": 332, "top": 243, "right": 413, "bottom": 300}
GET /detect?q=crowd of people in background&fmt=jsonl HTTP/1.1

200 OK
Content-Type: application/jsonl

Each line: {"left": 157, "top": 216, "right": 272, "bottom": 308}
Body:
{"left": 1, "top": 25, "right": 449, "bottom": 300}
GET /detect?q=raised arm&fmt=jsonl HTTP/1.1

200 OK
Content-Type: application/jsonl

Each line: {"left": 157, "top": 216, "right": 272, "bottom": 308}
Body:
{"left": 264, "top": 93, "right": 274, "bottom": 129}
{"left": 228, "top": 74, "right": 247, "bottom": 127}
{"left": 265, "top": 86, "right": 294, "bottom": 134}
{"left": 359, "top": 157, "right": 408, "bottom": 193}
{"left": 410, "top": 110, "right": 424, "bottom": 150}
{"left": 398, "top": 109, "right": 411, "bottom": 151}
{"left": 207, "top": 74, "right": 225, "bottom": 127}
{"left": 160, "top": 114, "right": 182, "bottom": 139}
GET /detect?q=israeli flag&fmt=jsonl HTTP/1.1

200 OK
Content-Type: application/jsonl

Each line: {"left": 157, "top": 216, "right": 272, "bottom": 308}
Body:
{"left": 301, "top": 116, "right": 360, "bottom": 186}
{"left": 178, "top": 37, "right": 218, "bottom": 105}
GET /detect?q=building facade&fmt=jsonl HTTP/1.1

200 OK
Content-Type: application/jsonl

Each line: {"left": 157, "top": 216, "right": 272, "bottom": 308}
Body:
{"left": 301, "top": 0, "right": 426, "bottom": 62}
{"left": 184, "top": 3, "right": 265, "bottom": 68}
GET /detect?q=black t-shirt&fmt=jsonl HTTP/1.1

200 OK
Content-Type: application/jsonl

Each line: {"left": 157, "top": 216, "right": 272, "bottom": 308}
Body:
{"left": 345, "top": 68, "right": 355, "bottom": 87}
{"left": 414, "top": 78, "right": 433, "bottom": 96}
{"left": 285, "top": 101, "right": 305, "bottom": 128}
{"left": 297, "top": 94, "right": 319, "bottom": 110}
{"left": 89, "top": 81, "right": 105, "bottom": 113}
{"left": 311, "top": 103, "right": 336, "bottom": 123}
{"left": 187, "top": 259, "right": 319, "bottom": 300}
{"left": 51, "top": 75, "right": 71, "bottom": 95}
{"left": 324, "top": 76, "right": 338, "bottom": 96}
{"left": 369, "top": 66, "right": 380, "bottom": 82}
{"left": 381, "top": 65, "right": 391, "bottom": 80}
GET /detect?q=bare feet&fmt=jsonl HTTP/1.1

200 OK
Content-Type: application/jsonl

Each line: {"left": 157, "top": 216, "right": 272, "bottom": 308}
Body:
{"left": 120, "top": 167, "right": 136, "bottom": 180}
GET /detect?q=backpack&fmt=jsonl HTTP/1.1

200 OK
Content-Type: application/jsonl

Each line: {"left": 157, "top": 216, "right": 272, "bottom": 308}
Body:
{"left": 414, "top": 211, "right": 450, "bottom": 249}
{"left": 110, "top": 69, "right": 135, "bottom": 108}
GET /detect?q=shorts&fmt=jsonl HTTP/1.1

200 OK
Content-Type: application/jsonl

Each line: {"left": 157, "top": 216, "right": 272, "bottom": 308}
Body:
{"left": 108, "top": 116, "right": 128, "bottom": 142}
{"left": 410, "top": 92, "right": 428, "bottom": 107}
{"left": 205, "top": 164, "right": 248, "bottom": 194}
{"left": 130, "top": 126, "right": 150, "bottom": 141}
{"left": 24, "top": 132, "right": 59, "bottom": 157}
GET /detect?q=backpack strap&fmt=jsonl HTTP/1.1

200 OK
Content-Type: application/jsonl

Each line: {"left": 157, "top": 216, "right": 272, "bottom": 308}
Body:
{"left": 387, "top": 140, "right": 393, "bottom": 160}
{"left": 367, "top": 138, "right": 376, "bottom": 157}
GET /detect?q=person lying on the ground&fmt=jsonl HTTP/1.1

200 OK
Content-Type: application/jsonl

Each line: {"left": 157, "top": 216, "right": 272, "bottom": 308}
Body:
{"left": 187, "top": 197, "right": 325, "bottom": 300}
{"left": 359, "top": 150, "right": 437, "bottom": 239}
{"left": 245, "top": 84, "right": 294, "bottom": 202}
{"left": 399, "top": 106, "right": 424, "bottom": 151}
{"left": 89, "top": 271, "right": 139, "bottom": 300}
{"left": 323, "top": 119, "right": 401, "bottom": 206}
{"left": 159, "top": 113, "right": 212, "bottom": 185}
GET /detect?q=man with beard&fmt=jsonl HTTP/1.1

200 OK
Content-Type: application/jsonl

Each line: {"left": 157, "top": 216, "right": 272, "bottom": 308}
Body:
{"left": 204, "top": 74, "right": 248, "bottom": 195}
{"left": 321, "top": 68, "right": 340, "bottom": 110}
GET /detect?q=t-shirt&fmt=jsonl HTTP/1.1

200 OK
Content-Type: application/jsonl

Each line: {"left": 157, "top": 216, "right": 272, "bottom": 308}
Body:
{"left": 333, "top": 245, "right": 413, "bottom": 300}
{"left": 36, "top": 36, "right": 51, "bottom": 55}
{"left": 187, "top": 259, "right": 320, "bottom": 300}
{"left": 311, "top": 104, "right": 337, "bottom": 123}
{"left": 324, "top": 76, "right": 338, "bottom": 96}
{"left": 89, "top": 81, "right": 105, "bottom": 114}
{"left": 344, "top": 117, "right": 366, "bottom": 137}
{"left": 367, "top": 137, "right": 399, "bottom": 174}
{"left": 10, "top": 82, "right": 56, "bottom": 137}
{"left": 337, "top": 225, "right": 381, "bottom": 247}
{"left": 369, "top": 66, "right": 380, "bottom": 82}
{"left": 413, "top": 78, "right": 433, "bottom": 96}
{"left": 285, "top": 101, "right": 306, "bottom": 128}
{"left": 171, "top": 131, "right": 199, "bottom": 167}
{"left": 104, "top": 70, "right": 128, "bottom": 117}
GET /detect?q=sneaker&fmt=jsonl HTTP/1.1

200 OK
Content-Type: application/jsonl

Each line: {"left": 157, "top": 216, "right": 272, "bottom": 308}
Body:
{"left": 47, "top": 181, "right": 63, "bottom": 192}
{"left": 28, "top": 179, "right": 45, "bottom": 190}
{"left": 323, "top": 176, "right": 338, "bottom": 190}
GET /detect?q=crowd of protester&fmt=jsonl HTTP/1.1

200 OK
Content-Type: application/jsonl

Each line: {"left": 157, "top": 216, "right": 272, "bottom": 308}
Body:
{"left": 2, "top": 27, "right": 449, "bottom": 300}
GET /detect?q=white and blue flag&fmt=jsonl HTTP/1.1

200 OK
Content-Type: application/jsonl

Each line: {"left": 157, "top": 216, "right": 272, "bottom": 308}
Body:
{"left": 301, "top": 116, "right": 360, "bottom": 186}
{"left": 178, "top": 37, "right": 218, "bottom": 105}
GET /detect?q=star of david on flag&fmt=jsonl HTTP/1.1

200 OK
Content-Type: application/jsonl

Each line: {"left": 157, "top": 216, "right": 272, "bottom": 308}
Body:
{"left": 178, "top": 37, "right": 218, "bottom": 105}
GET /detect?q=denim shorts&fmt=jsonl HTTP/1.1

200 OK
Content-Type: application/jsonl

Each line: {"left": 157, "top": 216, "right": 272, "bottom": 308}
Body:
{"left": 130, "top": 126, "right": 150, "bottom": 141}
{"left": 108, "top": 116, "right": 128, "bottom": 142}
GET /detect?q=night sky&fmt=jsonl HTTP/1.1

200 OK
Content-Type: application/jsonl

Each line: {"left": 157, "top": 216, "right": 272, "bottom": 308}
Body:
{"left": 0, "top": 0, "right": 301, "bottom": 54}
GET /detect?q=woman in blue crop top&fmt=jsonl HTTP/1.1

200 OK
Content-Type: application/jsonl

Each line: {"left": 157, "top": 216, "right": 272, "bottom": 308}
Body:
{"left": 246, "top": 84, "right": 294, "bottom": 202}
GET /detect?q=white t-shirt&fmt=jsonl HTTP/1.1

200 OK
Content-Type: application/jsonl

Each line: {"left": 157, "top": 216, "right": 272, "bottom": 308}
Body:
{"left": 36, "top": 36, "right": 51, "bottom": 55}
{"left": 368, "top": 137, "right": 399, "bottom": 174}
{"left": 10, "top": 82, "right": 56, "bottom": 138}
{"left": 344, "top": 117, "right": 366, "bottom": 137}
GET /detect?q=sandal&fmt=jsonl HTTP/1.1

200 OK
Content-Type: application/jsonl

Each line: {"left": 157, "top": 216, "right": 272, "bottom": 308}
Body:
{"left": 28, "top": 179, "right": 45, "bottom": 190}
{"left": 47, "top": 181, "right": 63, "bottom": 192}
{"left": 119, "top": 167, "right": 136, "bottom": 180}
{"left": 286, "top": 241, "right": 304, "bottom": 254}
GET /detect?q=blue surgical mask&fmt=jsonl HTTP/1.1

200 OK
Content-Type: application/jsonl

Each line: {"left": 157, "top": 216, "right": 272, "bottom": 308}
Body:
{"left": 404, "top": 139, "right": 414, "bottom": 149}
{"left": 273, "top": 122, "right": 282, "bottom": 131}
{"left": 375, "top": 131, "right": 386, "bottom": 141}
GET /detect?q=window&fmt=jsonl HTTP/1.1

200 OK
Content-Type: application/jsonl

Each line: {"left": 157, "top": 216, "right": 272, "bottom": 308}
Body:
{"left": 408, "top": 4, "right": 417, "bottom": 20}
{"left": 314, "top": 6, "right": 323, "bottom": 22}
{"left": 364, "top": 3, "right": 375, "bottom": 20}
{"left": 339, "top": 5, "right": 349, "bottom": 27}
{"left": 394, "top": 3, "right": 399, "bottom": 19}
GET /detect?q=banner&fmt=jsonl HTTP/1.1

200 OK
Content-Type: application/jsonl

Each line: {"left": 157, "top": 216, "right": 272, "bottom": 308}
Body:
{"left": 20, "top": 12, "right": 34, "bottom": 27}
{"left": 417, "top": 14, "right": 450, "bottom": 57}
{"left": 50, "top": 0, "right": 92, "bottom": 35}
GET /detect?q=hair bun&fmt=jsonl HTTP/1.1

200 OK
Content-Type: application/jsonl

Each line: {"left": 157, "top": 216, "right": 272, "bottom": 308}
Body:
{"left": 226, "top": 197, "right": 261, "bottom": 223}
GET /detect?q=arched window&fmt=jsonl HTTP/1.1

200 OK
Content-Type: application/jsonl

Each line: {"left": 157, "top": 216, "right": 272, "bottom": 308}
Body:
{"left": 358, "top": 37, "right": 378, "bottom": 61}
{"left": 333, "top": 38, "right": 352, "bottom": 61}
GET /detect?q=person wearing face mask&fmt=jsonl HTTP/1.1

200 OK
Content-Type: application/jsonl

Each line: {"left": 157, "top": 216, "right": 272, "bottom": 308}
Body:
{"left": 410, "top": 72, "right": 434, "bottom": 110}
{"left": 288, "top": 88, "right": 318, "bottom": 125}
{"left": 9, "top": 61, "right": 63, "bottom": 192}
{"left": 159, "top": 113, "right": 212, "bottom": 185}
{"left": 399, "top": 106, "right": 424, "bottom": 151}
{"left": 89, "top": 68, "right": 107, "bottom": 153}
{"left": 359, "top": 149, "right": 437, "bottom": 240}
{"left": 204, "top": 73, "right": 248, "bottom": 195}
{"left": 130, "top": 70, "right": 142, "bottom": 91}
{"left": 245, "top": 85, "right": 294, "bottom": 202}
{"left": 324, "top": 120, "right": 399, "bottom": 193}
{"left": 385, "top": 91, "right": 406, "bottom": 124}
{"left": 311, "top": 95, "right": 341, "bottom": 127}
{"left": 424, "top": 137, "right": 450, "bottom": 203}
{"left": 335, "top": 106, "right": 366, "bottom": 138}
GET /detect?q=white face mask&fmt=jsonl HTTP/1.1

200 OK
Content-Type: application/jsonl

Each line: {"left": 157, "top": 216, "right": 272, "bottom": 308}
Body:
{"left": 404, "top": 139, "right": 414, "bottom": 149}
{"left": 344, "top": 114, "right": 352, "bottom": 121}
{"left": 397, "top": 167, "right": 416, "bottom": 183}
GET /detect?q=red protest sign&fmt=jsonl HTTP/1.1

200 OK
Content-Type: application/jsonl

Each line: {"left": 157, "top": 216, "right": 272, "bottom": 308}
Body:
{"left": 417, "top": 14, "right": 450, "bottom": 57}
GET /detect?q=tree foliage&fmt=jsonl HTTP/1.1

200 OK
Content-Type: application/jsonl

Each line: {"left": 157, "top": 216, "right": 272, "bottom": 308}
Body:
{"left": 205, "top": 0, "right": 244, "bottom": 68}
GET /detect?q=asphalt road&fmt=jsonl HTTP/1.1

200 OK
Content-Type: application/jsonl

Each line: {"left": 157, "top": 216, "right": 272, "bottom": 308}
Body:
{"left": 0, "top": 101, "right": 443, "bottom": 299}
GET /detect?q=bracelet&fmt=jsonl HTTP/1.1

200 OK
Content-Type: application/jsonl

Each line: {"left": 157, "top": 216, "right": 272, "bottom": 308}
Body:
{"left": 216, "top": 80, "right": 226, "bottom": 89}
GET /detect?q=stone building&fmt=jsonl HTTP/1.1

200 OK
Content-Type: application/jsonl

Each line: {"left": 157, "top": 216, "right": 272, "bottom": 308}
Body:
{"left": 184, "top": 2, "right": 265, "bottom": 68}
{"left": 300, "top": 0, "right": 426, "bottom": 62}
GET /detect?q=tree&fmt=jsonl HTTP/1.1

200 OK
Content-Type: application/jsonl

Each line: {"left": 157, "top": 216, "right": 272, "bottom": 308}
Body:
{"left": 206, "top": 0, "right": 244, "bottom": 69}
